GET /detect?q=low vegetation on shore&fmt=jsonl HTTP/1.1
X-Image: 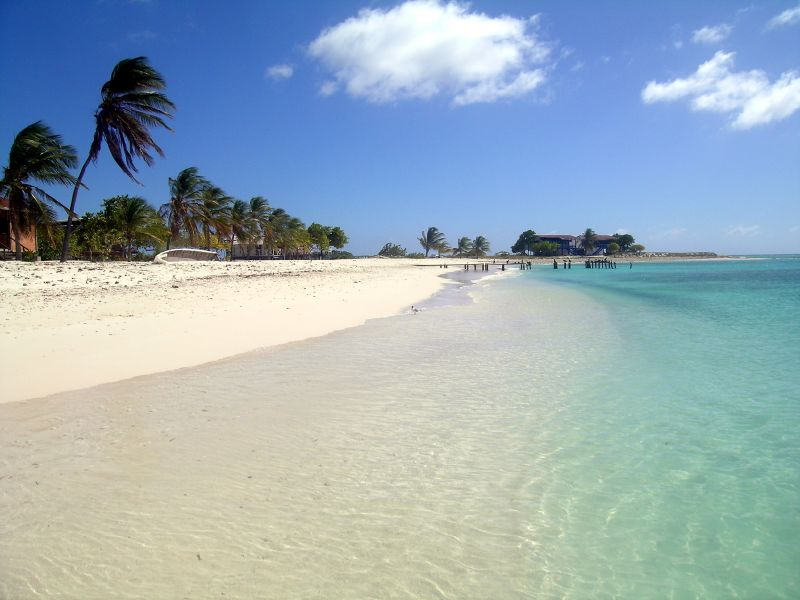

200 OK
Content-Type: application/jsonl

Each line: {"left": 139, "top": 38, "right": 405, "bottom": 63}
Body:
{"left": 377, "top": 226, "right": 671, "bottom": 260}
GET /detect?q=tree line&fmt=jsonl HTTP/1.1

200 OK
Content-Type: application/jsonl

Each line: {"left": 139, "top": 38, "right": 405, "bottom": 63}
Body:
{"left": 511, "top": 228, "right": 644, "bottom": 256}
{"left": 36, "top": 178, "right": 348, "bottom": 261}
{"left": 378, "top": 227, "right": 491, "bottom": 258}
{"left": 1, "top": 56, "right": 347, "bottom": 261}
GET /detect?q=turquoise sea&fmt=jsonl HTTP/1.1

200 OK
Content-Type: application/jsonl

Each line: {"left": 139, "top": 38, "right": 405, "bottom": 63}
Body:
{"left": 2, "top": 257, "right": 799, "bottom": 598}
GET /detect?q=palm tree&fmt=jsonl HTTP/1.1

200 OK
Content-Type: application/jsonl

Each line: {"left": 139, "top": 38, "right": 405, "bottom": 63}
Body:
{"left": 228, "top": 199, "right": 253, "bottom": 257}
{"left": 104, "top": 195, "right": 164, "bottom": 259}
{"left": 61, "top": 56, "right": 175, "bottom": 262}
{"left": 160, "top": 167, "right": 209, "bottom": 248}
{"left": 280, "top": 217, "right": 309, "bottom": 259}
{"left": 1, "top": 122, "right": 78, "bottom": 259}
{"left": 418, "top": 227, "right": 446, "bottom": 258}
{"left": 582, "top": 228, "right": 597, "bottom": 256}
{"left": 472, "top": 235, "right": 490, "bottom": 258}
{"left": 196, "top": 185, "right": 232, "bottom": 250}
{"left": 263, "top": 207, "right": 289, "bottom": 258}
{"left": 246, "top": 196, "right": 271, "bottom": 255}
{"left": 454, "top": 236, "right": 473, "bottom": 257}
{"left": 435, "top": 241, "right": 450, "bottom": 257}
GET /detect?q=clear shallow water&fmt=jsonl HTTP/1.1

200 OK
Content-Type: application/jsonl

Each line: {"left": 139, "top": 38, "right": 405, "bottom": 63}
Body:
{"left": 1, "top": 258, "right": 798, "bottom": 598}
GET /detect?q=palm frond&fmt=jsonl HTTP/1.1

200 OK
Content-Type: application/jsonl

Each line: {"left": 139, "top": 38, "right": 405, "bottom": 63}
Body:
{"left": 90, "top": 56, "right": 175, "bottom": 183}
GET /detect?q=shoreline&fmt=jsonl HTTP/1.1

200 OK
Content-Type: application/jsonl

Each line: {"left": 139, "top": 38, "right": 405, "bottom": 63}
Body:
{"left": 0, "top": 254, "right": 735, "bottom": 404}
{"left": 0, "top": 260, "right": 448, "bottom": 403}
{"left": 2, "top": 258, "right": 488, "bottom": 404}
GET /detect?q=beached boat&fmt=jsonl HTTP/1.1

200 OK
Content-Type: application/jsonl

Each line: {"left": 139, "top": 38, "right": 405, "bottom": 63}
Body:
{"left": 154, "top": 248, "right": 219, "bottom": 263}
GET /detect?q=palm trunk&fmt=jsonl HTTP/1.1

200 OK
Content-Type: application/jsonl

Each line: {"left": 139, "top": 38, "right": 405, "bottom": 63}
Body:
{"left": 11, "top": 213, "right": 23, "bottom": 261}
{"left": 167, "top": 219, "right": 176, "bottom": 251}
{"left": 60, "top": 153, "right": 92, "bottom": 262}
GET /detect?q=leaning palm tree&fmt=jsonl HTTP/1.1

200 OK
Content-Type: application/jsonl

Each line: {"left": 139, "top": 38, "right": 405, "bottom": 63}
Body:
{"left": 246, "top": 196, "right": 271, "bottom": 254}
{"left": 227, "top": 199, "right": 253, "bottom": 257}
{"left": 61, "top": 56, "right": 175, "bottom": 262}
{"left": 1, "top": 122, "right": 78, "bottom": 259}
{"left": 196, "top": 185, "right": 232, "bottom": 249}
{"left": 434, "top": 241, "right": 451, "bottom": 257}
{"left": 582, "top": 228, "right": 597, "bottom": 256}
{"left": 264, "top": 207, "right": 290, "bottom": 258}
{"left": 105, "top": 195, "right": 164, "bottom": 260}
{"left": 292, "top": 223, "right": 312, "bottom": 259}
{"left": 280, "top": 217, "right": 308, "bottom": 259}
{"left": 472, "top": 235, "right": 490, "bottom": 258}
{"left": 418, "top": 226, "right": 446, "bottom": 258}
{"left": 454, "top": 236, "right": 473, "bottom": 257}
{"left": 160, "top": 167, "right": 209, "bottom": 249}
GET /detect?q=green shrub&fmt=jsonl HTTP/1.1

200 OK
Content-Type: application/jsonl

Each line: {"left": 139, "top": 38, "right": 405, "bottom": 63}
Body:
{"left": 378, "top": 242, "right": 407, "bottom": 257}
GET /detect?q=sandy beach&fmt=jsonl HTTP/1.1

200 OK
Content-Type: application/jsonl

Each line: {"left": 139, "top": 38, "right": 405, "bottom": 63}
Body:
{"left": 0, "top": 258, "right": 480, "bottom": 404}
{"left": 0, "top": 254, "right": 729, "bottom": 404}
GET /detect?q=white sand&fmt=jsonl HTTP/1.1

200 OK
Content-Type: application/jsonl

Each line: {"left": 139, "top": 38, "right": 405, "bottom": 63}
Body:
{"left": 0, "top": 258, "right": 473, "bottom": 403}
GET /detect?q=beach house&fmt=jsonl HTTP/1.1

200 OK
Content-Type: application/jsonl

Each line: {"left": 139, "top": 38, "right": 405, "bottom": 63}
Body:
{"left": 0, "top": 198, "right": 37, "bottom": 257}
{"left": 577, "top": 233, "right": 618, "bottom": 255}
{"left": 535, "top": 234, "right": 578, "bottom": 256}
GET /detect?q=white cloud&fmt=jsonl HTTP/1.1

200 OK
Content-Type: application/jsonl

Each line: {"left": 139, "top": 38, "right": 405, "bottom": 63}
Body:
{"left": 307, "top": 0, "right": 551, "bottom": 105}
{"left": 725, "top": 224, "right": 761, "bottom": 237}
{"left": 319, "top": 81, "right": 338, "bottom": 96}
{"left": 642, "top": 51, "right": 800, "bottom": 129}
{"left": 767, "top": 4, "right": 800, "bottom": 29}
{"left": 453, "top": 69, "right": 545, "bottom": 105}
{"left": 265, "top": 64, "right": 294, "bottom": 80}
{"left": 691, "top": 23, "right": 733, "bottom": 44}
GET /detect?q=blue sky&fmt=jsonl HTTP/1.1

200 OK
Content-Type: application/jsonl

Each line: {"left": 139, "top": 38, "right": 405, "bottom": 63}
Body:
{"left": 1, "top": 0, "right": 799, "bottom": 255}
